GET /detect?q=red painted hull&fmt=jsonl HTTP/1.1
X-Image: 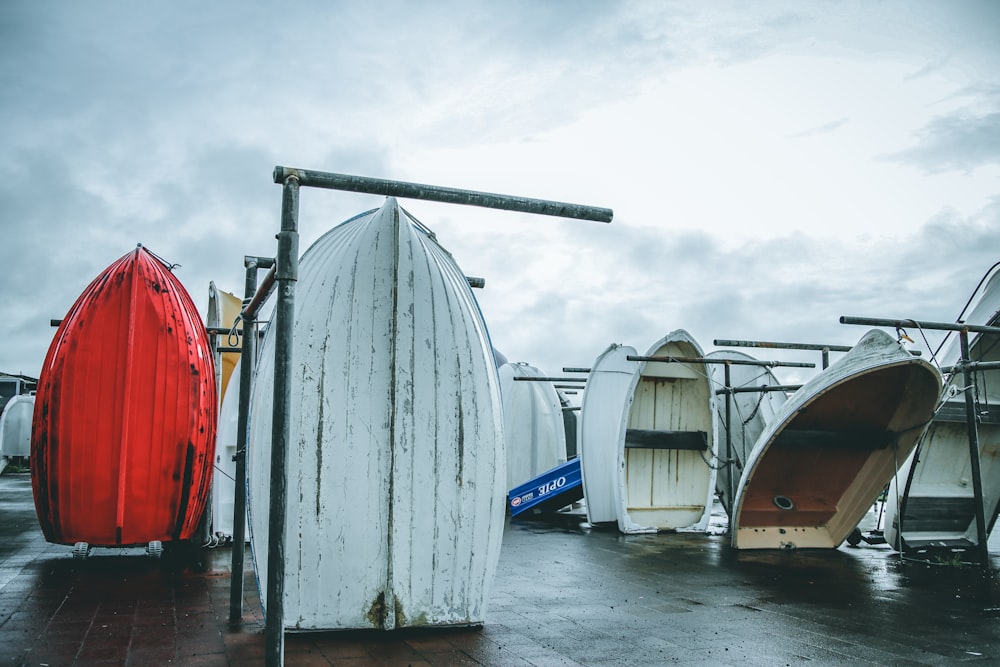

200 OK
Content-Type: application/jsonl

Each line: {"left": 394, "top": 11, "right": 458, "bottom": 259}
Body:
{"left": 31, "top": 246, "right": 217, "bottom": 547}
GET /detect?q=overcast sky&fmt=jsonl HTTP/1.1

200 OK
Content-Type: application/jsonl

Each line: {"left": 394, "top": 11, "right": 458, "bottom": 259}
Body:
{"left": 2, "top": 1, "right": 998, "bottom": 395}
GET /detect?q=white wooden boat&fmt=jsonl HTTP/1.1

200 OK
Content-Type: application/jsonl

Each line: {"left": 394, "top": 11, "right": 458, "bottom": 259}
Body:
{"left": 706, "top": 350, "right": 787, "bottom": 518}
{"left": 0, "top": 394, "right": 34, "bottom": 458}
{"left": 732, "top": 329, "right": 941, "bottom": 550}
{"left": 579, "top": 331, "right": 717, "bottom": 534}
{"left": 884, "top": 266, "right": 1000, "bottom": 551}
{"left": 499, "top": 362, "right": 567, "bottom": 490}
{"left": 247, "top": 198, "right": 505, "bottom": 631}
{"left": 211, "top": 358, "right": 242, "bottom": 539}
{"left": 579, "top": 344, "right": 639, "bottom": 526}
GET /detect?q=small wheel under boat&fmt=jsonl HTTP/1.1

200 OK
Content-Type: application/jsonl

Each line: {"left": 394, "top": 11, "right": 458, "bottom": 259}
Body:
{"left": 146, "top": 540, "right": 163, "bottom": 559}
{"left": 846, "top": 528, "right": 863, "bottom": 547}
{"left": 72, "top": 542, "right": 90, "bottom": 559}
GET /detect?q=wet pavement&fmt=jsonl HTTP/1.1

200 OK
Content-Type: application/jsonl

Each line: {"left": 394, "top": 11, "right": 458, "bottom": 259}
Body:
{"left": 2, "top": 469, "right": 1000, "bottom": 666}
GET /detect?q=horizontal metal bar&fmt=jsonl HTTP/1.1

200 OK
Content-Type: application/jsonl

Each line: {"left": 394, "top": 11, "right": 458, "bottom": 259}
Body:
{"left": 628, "top": 355, "right": 816, "bottom": 369}
{"left": 466, "top": 277, "right": 485, "bottom": 289}
{"left": 840, "top": 315, "right": 1000, "bottom": 335}
{"left": 513, "top": 377, "right": 587, "bottom": 383}
{"left": 50, "top": 319, "right": 61, "bottom": 327}
{"left": 562, "top": 406, "right": 581, "bottom": 411}
{"left": 245, "top": 256, "right": 275, "bottom": 269}
{"left": 206, "top": 327, "right": 242, "bottom": 335}
{"left": 562, "top": 367, "right": 591, "bottom": 373}
{"left": 273, "top": 166, "right": 613, "bottom": 223}
{"left": 218, "top": 346, "right": 242, "bottom": 353}
{"left": 714, "top": 338, "right": 852, "bottom": 353}
{"left": 940, "top": 361, "right": 1000, "bottom": 374}
{"left": 715, "top": 385, "right": 801, "bottom": 396}
{"left": 553, "top": 384, "right": 582, "bottom": 389}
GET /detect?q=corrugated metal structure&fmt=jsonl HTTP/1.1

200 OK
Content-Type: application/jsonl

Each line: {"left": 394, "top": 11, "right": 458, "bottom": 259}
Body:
{"left": 247, "top": 198, "right": 505, "bottom": 631}
{"left": 732, "top": 329, "right": 941, "bottom": 550}
{"left": 31, "top": 245, "right": 217, "bottom": 549}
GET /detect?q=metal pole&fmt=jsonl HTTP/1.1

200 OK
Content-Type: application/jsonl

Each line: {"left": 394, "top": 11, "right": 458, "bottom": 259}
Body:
{"left": 713, "top": 338, "right": 852, "bottom": 353}
{"left": 512, "top": 376, "right": 588, "bottom": 383}
{"left": 229, "top": 256, "right": 270, "bottom": 623}
{"left": 627, "top": 355, "right": 815, "bottom": 369}
{"left": 723, "top": 362, "right": 734, "bottom": 517}
{"left": 265, "top": 176, "right": 299, "bottom": 667}
{"left": 822, "top": 347, "right": 830, "bottom": 370}
{"left": 716, "top": 385, "right": 801, "bottom": 395}
{"left": 839, "top": 315, "right": 1000, "bottom": 335}
{"left": 959, "top": 330, "right": 990, "bottom": 565}
{"left": 272, "top": 166, "right": 614, "bottom": 223}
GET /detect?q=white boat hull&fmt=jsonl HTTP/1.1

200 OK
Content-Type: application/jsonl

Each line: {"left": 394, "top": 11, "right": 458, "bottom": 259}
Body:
{"left": 579, "top": 344, "right": 638, "bottom": 525}
{"left": 248, "top": 199, "right": 505, "bottom": 631}
{"left": 499, "top": 362, "right": 567, "bottom": 490}
{"left": 0, "top": 394, "right": 34, "bottom": 458}
{"left": 884, "top": 267, "right": 1000, "bottom": 550}
{"left": 706, "top": 350, "right": 787, "bottom": 518}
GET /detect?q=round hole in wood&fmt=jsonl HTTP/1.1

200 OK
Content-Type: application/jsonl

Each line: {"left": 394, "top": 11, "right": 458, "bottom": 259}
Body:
{"left": 773, "top": 495, "right": 794, "bottom": 511}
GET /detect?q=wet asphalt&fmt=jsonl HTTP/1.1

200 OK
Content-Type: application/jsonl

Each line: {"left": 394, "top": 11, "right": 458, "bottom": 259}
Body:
{"left": 2, "top": 469, "right": 1000, "bottom": 666}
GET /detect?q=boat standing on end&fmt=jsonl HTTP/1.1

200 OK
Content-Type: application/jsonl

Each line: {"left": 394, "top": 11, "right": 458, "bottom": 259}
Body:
{"left": 706, "top": 350, "right": 788, "bottom": 518}
{"left": 499, "top": 361, "right": 568, "bottom": 490}
{"left": 731, "top": 329, "right": 941, "bottom": 550}
{"left": 580, "top": 330, "right": 717, "bottom": 534}
{"left": 884, "top": 265, "right": 1000, "bottom": 551}
{"left": 247, "top": 198, "right": 505, "bottom": 631}
{"left": 31, "top": 245, "right": 217, "bottom": 558}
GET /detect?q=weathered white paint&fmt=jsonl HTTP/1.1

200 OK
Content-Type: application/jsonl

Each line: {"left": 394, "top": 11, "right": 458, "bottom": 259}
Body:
{"left": 579, "top": 331, "right": 717, "bottom": 534}
{"left": 706, "top": 350, "right": 787, "bottom": 518}
{"left": 884, "top": 267, "right": 1000, "bottom": 550}
{"left": 0, "top": 394, "right": 33, "bottom": 458}
{"left": 247, "top": 199, "right": 505, "bottom": 631}
{"left": 579, "top": 344, "right": 639, "bottom": 525}
{"left": 732, "top": 329, "right": 942, "bottom": 550}
{"left": 499, "top": 362, "right": 567, "bottom": 490}
{"left": 211, "top": 358, "right": 242, "bottom": 539}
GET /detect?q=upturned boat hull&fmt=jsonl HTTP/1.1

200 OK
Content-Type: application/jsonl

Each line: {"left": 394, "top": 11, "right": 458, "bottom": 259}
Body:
{"left": 732, "top": 329, "right": 941, "bottom": 550}
{"left": 884, "top": 267, "right": 1000, "bottom": 550}
{"left": 31, "top": 246, "right": 217, "bottom": 547}
{"left": 248, "top": 199, "right": 505, "bottom": 631}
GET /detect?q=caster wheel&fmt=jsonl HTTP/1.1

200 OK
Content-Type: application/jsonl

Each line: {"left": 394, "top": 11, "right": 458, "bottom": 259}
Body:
{"left": 72, "top": 542, "right": 90, "bottom": 559}
{"left": 146, "top": 540, "right": 163, "bottom": 558}
{"left": 846, "top": 528, "right": 863, "bottom": 547}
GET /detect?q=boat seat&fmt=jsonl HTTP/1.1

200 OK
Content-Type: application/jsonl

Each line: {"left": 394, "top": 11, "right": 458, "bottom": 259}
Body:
{"left": 739, "top": 497, "right": 837, "bottom": 527}
{"left": 934, "top": 400, "right": 1000, "bottom": 425}
{"left": 771, "top": 428, "right": 890, "bottom": 450}
{"left": 902, "top": 496, "right": 975, "bottom": 532}
{"left": 624, "top": 429, "right": 707, "bottom": 451}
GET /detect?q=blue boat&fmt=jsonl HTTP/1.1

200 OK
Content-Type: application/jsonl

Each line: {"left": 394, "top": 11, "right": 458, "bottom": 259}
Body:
{"left": 508, "top": 458, "right": 583, "bottom": 517}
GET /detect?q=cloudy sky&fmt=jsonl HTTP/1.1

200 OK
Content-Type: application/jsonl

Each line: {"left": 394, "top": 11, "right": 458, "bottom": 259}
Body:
{"left": 2, "top": 1, "right": 998, "bottom": 394}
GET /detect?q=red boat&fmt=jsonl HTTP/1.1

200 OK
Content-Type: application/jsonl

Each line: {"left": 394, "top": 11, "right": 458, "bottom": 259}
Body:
{"left": 32, "top": 245, "right": 217, "bottom": 553}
